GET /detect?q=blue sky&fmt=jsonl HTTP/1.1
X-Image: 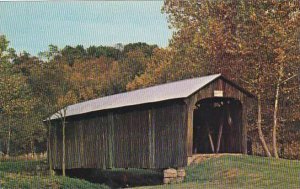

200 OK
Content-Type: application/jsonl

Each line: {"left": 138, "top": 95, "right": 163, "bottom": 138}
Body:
{"left": 0, "top": 1, "right": 172, "bottom": 55}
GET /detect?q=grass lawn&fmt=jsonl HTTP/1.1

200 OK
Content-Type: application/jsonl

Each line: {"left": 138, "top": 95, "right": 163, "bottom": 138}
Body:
{"left": 0, "top": 159, "right": 109, "bottom": 189}
{"left": 138, "top": 155, "right": 300, "bottom": 189}
{"left": 0, "top": 155, "right": 299, "bottom": 188}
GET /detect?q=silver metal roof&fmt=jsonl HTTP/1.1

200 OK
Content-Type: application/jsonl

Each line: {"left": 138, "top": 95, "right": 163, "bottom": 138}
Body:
{"left": 49, "top": 74, "right": 221, "bottom": 120}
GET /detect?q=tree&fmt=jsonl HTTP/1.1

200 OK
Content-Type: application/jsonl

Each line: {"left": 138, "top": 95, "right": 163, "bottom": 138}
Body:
{"left": 266, "top": 6, "right": 300, "bottom": 158}
{"left": 0, "top": 35, "right": 48, "bottom": 158}
{"left": 123, "top": 42, "right": 158, "bottom": 58}
{"left": 0, "top": 61, "right": 33, "bottom": 156}
{"left": 55, "top": 64, "right": 77, "bottom": 176}
{"left": 29, "top": 61, "right": 77, "bottom": 175}
{"left": 56, "top": 90, "right": 77, "bottom": 177}
{"left": 86, "top": 45, "right": 121, "bottom": 60}
{"left": 0, "top": 36, "right": 34, "bottom": 156}
{"left": 28, "top": 62, "right": 61, "bottom": 174}
{"left": 0, "top": 35, "right": 9, "bottom": 61}
{"left": 161, "top": 0, "right": 300, "bottom": 157}
{"left": 126, "top": 47, "right": 176, "bottom": 90}
{"left": 38, "top": 44, "right": 61, "bottom": 63}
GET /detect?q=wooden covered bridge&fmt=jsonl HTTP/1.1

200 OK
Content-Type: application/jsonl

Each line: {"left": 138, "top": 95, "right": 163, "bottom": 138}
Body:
{"left": 47, "top": 74, "right": 254, "bottom": 171}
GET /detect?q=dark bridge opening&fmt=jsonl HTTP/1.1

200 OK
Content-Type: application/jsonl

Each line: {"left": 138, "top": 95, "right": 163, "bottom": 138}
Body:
{"left": 193, "top": 98, "right": 243, "bottom": 154}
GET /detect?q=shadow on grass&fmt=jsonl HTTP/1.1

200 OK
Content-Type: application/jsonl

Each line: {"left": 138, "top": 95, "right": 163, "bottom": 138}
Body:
{"left": 56, "top": 168, "right": 163, "bottom": 188}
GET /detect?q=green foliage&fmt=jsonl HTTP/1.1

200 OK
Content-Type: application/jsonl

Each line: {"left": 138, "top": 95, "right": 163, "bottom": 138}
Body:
{"left": 0, "top": 37, "right": 158, "bottom": 156}
{"left": 86, "top": 45, "right": 121, "bottom": 60}
{"left": 61, "top": 45, "right": 86, "bottom": 66}
{"left": 0, "top": 58, "right": 41, "bottom": 155}
{"left": 123, "top": 42, "right": 158, "bottom": 58}
{"left": 0, "top": 35, "right": 10, "bottom": 60}
{"left": 38, "top": 44, "right": 60, "bottom": 62}
{"left": 0, "top": 159, "right": 45, "bottom": 173}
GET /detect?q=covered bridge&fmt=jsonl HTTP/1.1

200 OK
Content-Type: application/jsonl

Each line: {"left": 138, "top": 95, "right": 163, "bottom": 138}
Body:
{"left": 47, "top": 74, "right": 254, "bottom": 170}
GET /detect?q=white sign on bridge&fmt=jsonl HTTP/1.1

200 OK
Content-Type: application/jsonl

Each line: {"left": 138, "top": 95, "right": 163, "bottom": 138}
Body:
{"left": 214, "top": 90, "right": 224, "bottom": 97}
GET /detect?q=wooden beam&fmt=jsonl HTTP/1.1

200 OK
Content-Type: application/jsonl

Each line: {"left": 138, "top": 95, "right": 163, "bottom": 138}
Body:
{"left": 184, "top": 97, "right": 197, "bottom": 157}
{"left": 108, "top": 112, "right": 114, "bottom": 168}
{"left": 216, "top": 105, "right": 227, "bottom": 153}
{"left": 216, "top": 122, "right": 223, "bottom": 153}
{"left": 187, "top": 104, "right": 198, "bottom": 156}
{"left": 46, "top": 119, "right": 54, "bottom": 176}
{"left": 148, "top": 108, "right": 155, "bottom": 168}
{"left": 54, "top": 125, "right": 58, "bottom": 169}
{"left": 242, "top": 100, "right": 248, "bottom": 154}
{"left": 207, "top": 128, "right": 215, "bottom": 153}
{"left": 62, "top": 110, "right": 66, "bottom": 176}
{"left": 79, "top": 120, "right": 84, "bottom": 168}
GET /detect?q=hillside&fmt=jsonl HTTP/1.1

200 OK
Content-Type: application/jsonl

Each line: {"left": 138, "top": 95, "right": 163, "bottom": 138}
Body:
{"left": 0, "top": 155, "right": 299, "bottom": 188}
{"left": 138, "top": 155, "right": 300, "bottom": 189}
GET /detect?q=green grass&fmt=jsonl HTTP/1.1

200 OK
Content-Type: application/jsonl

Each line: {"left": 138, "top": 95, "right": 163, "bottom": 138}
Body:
{"left": 0, "top": 172, "right": 109, "bottom": 189}
{"left": 0, "top": 159, "right": 46, "bottom": 174}
{"left": 0, "top": 160, "right": 109, "bottom": 189}
{"left": 1, "top": 155, "right": 299, "bottom": 188}
{"left": 138, "top": 155, "right": 300, "bottom": 189}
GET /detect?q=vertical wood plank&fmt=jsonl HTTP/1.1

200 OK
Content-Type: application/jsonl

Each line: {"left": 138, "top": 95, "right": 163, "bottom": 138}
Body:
{"left": 79, "top": 120, "right": 84, "bottom": 168}
{"left": 108, "top": 112, "right": 114, "bottom": 168}
{"left": 185, "top": 98, "right": 196, "bottom": 157}
{"left": 242, "top": 99, "right": 248, "bottom": 154}
{"left": 148, "top": 108, "right": 155, "bottom": 168}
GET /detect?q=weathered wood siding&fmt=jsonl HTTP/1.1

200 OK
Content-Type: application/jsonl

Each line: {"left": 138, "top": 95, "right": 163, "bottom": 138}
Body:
{"left": 49, "top": 76, "right": 254, "bottom": 170}
{"left": 113, "top": 108, "right": 149, "bottom": 168}
{"left": 49, "top": 100, "right": 187, "bottom": 170}
{"left": 185, "top": 77, "right": 253, "bottom": 156}
{"left": 153, "top": 102, "right": 187, "bottom": 168}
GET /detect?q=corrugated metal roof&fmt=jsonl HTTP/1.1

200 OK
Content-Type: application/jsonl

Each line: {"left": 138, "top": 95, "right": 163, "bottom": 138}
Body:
{"left": 49, "top": 74, "right": 221, "bottom": 120}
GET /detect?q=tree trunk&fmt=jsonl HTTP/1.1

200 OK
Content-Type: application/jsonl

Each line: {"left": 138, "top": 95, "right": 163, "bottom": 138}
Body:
{"left": 30, "top": 138, "right": 34, "bottom": 158}
{"left": 47, "top": 119, "right": 54, "bottom": 176}
{"left": 257, "top": 94, "right": 272, "bottom": 157}
{"left": 62, "top": 109, "right": 66, "bottom": 177}
{"left": 6, "top": 124, "right": 11, "bottom": 157}
{"left": 273, "top": 83, "right": 280, "bottom": 158}
{"left": 273, "top": 63, "right": 284, "bottom": 159}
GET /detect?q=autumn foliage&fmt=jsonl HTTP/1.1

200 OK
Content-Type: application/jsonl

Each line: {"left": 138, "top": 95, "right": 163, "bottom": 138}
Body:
{"left": 0, "top": 1, "right": 299, "bottom": 159}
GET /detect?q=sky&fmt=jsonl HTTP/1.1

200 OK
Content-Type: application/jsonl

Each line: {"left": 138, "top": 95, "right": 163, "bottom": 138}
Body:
{"left": 0, "top": 1, "right": 172, "bottom": 55}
